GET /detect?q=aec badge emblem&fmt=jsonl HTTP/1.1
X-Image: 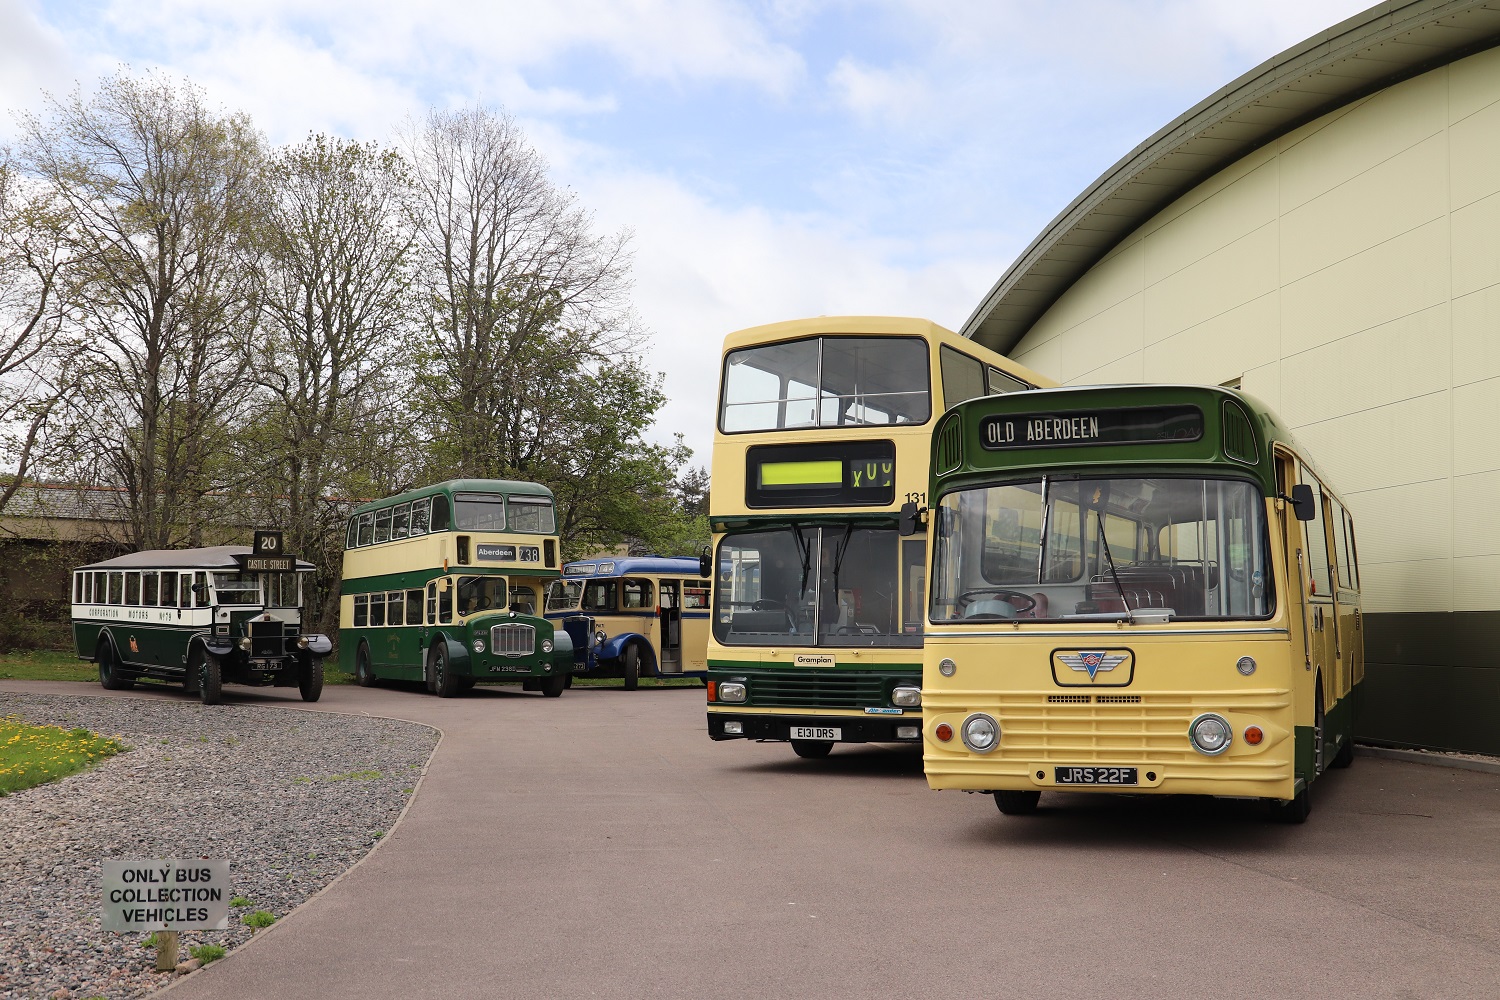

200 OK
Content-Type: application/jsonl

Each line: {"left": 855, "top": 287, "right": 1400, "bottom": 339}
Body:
{"left": 1057, "top": 650, "right": 1128, "bottom": 681}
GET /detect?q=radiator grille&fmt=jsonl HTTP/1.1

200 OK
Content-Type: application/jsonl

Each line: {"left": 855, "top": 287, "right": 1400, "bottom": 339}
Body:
{"left": 748, "top": 669, "right": 889, "bottom": 709}
{"left": 247, "top": 619, "right": 285, "bottom": 658}
{"left": 989, "top": 692, "right": 1289, "bottom": 761}
{"left": 490, "top": 623, "right": 536, "bottom": 657}
{"left": 1048, "top": 695, "right": 1092, "bottom": 704}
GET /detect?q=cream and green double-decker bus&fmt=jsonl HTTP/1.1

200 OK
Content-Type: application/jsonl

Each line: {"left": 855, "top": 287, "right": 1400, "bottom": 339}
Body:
{"left": 706, "top": 316, "right": 1053, "bottom": 757}
{"left": 915, "top": 384, "right": 1362, "bottom": 822}
{"left": 339, "top": 479, "right": 574, "bottom": 697}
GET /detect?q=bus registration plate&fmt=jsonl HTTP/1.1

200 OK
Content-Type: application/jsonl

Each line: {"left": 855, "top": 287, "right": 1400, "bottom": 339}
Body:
{"left": 1055, "top": 766, "right": 1138, "bottom": 786}
{"left": 791, "top": 726, "right": 840, "bottom": 741}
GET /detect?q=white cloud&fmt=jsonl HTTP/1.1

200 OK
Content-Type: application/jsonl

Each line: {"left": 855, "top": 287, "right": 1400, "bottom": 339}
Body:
{"left": 827, "top": 57, "right": 929, "bottom": 126}
{"left": 0, "top": 0, "right": 85, "bottom": 138}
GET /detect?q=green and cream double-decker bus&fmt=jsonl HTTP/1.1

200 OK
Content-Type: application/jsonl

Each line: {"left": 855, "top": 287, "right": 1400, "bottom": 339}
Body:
{"left": 72, "top": 538, "right": 331, "bottom": 705}
{"left": 339, "top": 479, "right": 574, "bottom": 697}
{"left": 914, "top": 384, "right": 1362, "bottom": 822}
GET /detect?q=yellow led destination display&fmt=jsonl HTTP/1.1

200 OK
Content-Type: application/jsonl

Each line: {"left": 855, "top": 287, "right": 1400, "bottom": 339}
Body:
{"left": 758, "top": 459, "right": 844, "bottom": 488}
{"left": 746, "top": 440, "right": 895, "bottom": 508}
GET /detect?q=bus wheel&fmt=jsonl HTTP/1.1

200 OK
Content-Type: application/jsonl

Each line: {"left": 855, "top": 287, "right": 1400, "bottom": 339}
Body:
{"left": 1314, "top": 685, "right": 1327, "bottom": 776}
{"left": 430, "top": 645, "right": 461, "bottom": 698}
{"left": 1331, "top": 735, "right": 1355, "bottom": 769}
{"left": 541, "top": 674, "right": 566, "bottom": 698}
{"left": 994, "top": 790, "right": 1041, "bottom": 816}
{"left": 299, "top": 657, "right": 324, "bottom": 703}
{"left": 97, "top": 639, "right": 132, "bottom": 691}
{"left": 199, "top": 656, "right": 223, "bottom": 706}
{"left": 791, "top": 740, "right": 833, "bottom": 759}
{"left": 621, "top": 645, "right": 639, "bottom": 691}
{"left": 1270, "top": 786, "right": 1311, "bottom": 824}
{"left": 355, "top": 644, "right": 376, "bottom": 687}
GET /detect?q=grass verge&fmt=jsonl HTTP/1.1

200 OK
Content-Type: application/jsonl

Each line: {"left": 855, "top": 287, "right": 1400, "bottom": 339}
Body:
{"left": 0, "top": 716, "right": 127, "bottom": 795}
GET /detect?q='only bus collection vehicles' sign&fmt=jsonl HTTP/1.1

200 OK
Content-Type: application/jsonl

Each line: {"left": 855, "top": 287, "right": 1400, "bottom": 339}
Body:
{"left": 101, "top": 860, "right": 231, "bottom": 931}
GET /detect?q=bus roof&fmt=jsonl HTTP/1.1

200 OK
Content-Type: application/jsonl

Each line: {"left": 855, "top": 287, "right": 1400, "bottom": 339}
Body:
{"left": 349, "top": 479, "right": 555, "bottom": 517}
{"left": 76, "top": 546, "right": 316, "bottom": 572}
{"left": 935, "top": 383, "right": 1328, "bottom": 497}
{"left": 719, "top": 315, "right": 1051, "bottom": 387}
{"left": 561, "top": 556, "right": 705, "bottom": 579}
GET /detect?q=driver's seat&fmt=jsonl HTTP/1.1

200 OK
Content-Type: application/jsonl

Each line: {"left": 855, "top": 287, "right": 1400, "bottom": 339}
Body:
{"left": 964, "top": 598, "right": 1018, "bottom": 619}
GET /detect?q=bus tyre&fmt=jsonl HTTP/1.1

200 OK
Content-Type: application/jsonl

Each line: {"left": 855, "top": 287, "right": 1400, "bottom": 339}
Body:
{"left": 1314, "top": 684, "right": 1327, "bottom": 776}
{"left": 994, "top": 790, "right": 1041, "bottom": 816}
{"left": 1271, "top": 787, "right": 1311, "bottom": 824}
{"left": 430, "top": 644, "right": 461, "bottom": 698}
{"left": 355, "top": 644, "right": 376, "bottom": 687}
{"left": 791, "top": 740, "right": 834, "bottom": 759}
{"left": 1331, "top": 735, "right": 1355, "bottom": 769}
{"left": 621, "top": 645, "right": 639, "bottom": 691}
{"left": 299, "top": 657, "right": 324, "bottom": 703}
{"left": 199, "top": 656, "right": 223, "bottom": 706}
{"left": 541, "top": 674, "right": 566, "bottom": 698}
{"left": 97, "top": 639, "right": 131, "bottom": 691}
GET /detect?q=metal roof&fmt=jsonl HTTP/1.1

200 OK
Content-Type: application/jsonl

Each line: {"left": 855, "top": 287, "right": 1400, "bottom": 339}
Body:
{"left": 562, "top": 556, "right": 705, "bottom": 578}
{"left": 78, "top": 546, "right": 316, "bottom": 572}
{"left": 962, "top": 0, "right": 1500, "bottom": 354}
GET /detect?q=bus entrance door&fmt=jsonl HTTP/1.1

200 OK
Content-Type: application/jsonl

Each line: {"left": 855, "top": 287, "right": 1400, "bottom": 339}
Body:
{"left": 658, "top": 581, "right": 682, "bottom": 672}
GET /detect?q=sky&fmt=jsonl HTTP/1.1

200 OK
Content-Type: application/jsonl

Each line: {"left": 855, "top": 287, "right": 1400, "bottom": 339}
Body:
{"left": 0, "top": 0, "right": 1375, "bottom": 468}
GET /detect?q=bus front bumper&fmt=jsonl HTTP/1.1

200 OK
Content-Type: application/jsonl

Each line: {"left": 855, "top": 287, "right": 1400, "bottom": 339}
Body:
{"left": 708, "top": 712, "right": 923, "bottom": 744}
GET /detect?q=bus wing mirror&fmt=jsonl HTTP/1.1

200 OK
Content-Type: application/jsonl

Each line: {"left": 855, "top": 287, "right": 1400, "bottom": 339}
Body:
{"left": 191, "top": 583, "right": 207, "bottom": 596}
{"left": 698, "top": 545, "right": 712, "bottom": 580}
{"left": 899, "top": 502, "right": 928, "bottom": 537}
{"left": 1290, "top": 484, "right": 1316, "bottom": 521}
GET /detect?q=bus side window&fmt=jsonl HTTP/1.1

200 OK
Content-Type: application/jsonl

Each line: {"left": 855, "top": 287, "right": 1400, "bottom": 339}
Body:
{"left": 124, "top": 572, "right": 141, "bottom": 606}
{"left": 194, "top": 572, "right": 209, "bottom": 607}
{"left": 622, "top": 579, "right": 653, "bottom": 609}
{"left": 392, "top": 502, "right": 411, "bottom": 540}
{"left": 374, "top": 508, "right": 392, "bottom": 544}
{"left": 939, "top": 346, "right": 986, "bottom": 411}
{"left": 406, "top": 589, "right": 423, "bottom": 624}
{"left": 143, "top": 571, "right": 159, "bottom": 607}
{"left": 426, "top": 582, "right": 437, "bottom": 625}
{"left": 1344, "top": 512, "right": 1360, "bottom": 590}
{"left": 438, "top": 582, "right": 453, "bottom": 623}
{"left": 74, "top": 573, "right": 84, "bottom": 603}
{"left": 161, "top": 571, "right": 178, "bottom": 608}
{"left": 431, "top": 495, "right": 451, "bottom": 531}
{"left": 1298, "top": 463, "right": 1332, "bottom": 596}
{"left": 354, "top": 595, "right": 369, "bottom": 628}
{"left": 410, "top": 497, "right": 431, "bottom": 536}
{"left": 94, "top": 572, "right": 107, "bottom": 604}
{"left": 987, "top": 367, "right": 1029, "bottom": 394}
{"left": 1329, "top": 496, "right": 1351, "bottom": 590}
{"left": 356, "top": 513, "right": 374, "bottom": 546}
{"left": 346, "top": 517, "right": 359, "bottom": 549}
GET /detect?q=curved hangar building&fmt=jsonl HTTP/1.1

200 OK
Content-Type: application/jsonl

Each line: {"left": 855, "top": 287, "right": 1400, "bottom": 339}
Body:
{"left": 963, "top": 0, "right": 1500, "bottom": 755}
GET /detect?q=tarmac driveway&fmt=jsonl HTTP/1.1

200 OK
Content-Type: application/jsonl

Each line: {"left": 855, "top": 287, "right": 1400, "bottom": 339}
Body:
{"left": 6, "top": 679, "right": 1499, "bottom": 999}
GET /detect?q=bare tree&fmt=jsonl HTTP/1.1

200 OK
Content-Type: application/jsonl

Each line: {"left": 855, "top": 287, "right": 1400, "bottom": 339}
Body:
{"left": 400, "top": 106, "right": 637, "bottom": 477}
{"left": 239, "top": 134, "right": 420, "bottom": 627}
{"left": 21, "top": 71, "right": 265, "bottom": 549}
{"left": 0, "top": 151, "right": 79, "bottom": 520}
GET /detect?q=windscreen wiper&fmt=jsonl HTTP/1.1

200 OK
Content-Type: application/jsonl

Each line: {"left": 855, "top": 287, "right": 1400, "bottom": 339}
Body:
{"left": 793, "top": 524, "right": 813, "bottom": 599}
{"left": 1095, "top": 507, "right": 1135, "bottom": 623}
{"left": 830, "top": 524, "right": 854, "bottom": 597}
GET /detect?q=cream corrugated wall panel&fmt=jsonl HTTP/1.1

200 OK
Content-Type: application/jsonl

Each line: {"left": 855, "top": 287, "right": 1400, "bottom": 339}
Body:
{"left": 1450, "top": 191, "right": 1500, "bottom": 296}
{"left": 1280, "top": 305, "right": 1450, "bottom": 427}
{"left": 1140, "top": 142, "right": 1279, "bottom": 238}
{"left": 1051, "top": 293, "right": 1144, "bottom": 383}
{"left": 1448, "top": 44, "right": 1500, "bottom": 123}
{"left": 1290, "top": 393, "right": 1452, "bottom": 494}
{"left": 1076, "top": 350, "right": 1145, "bottom": 386}
{"left": 1010, "top": 336, "right": 1065, "bottom": 387}
{"left": 1453, "top": 555, "right": 1500, "bottom": 611}
{"left": 1280, "top": 134, "right": 1448, "bottom": 282}
{"left": 1359, "top": 558, "right": 1451, "bottom": 614}
{"left": 1448, "top": 96, "right": 1500, "bottom": 209}
{"left": 1452, "top": 285, "right": 1500, "bottom": 386}
{"left": 1348, "top": 479, "right": 1453, "bottom": 564}
{"left": 1452, "top": 469, "right": 1500, "bottom": 557}
{"left": 1242, "top": 361, "right": 1282, "bottom": 414}
{"left": 1277, "top": 71, "right": 1445, "bottom": 212}
{"left": 1025, "top": 238, "right": 1146, "bottom": 344}
{"left": 1144, "top": 223, "right": 1279, "bottom": 341}
{"left": 1452, "top": 377, "right": 1500, "bottom": 477}
{"left": 1143, "top": 292, "right": 1280, "bottom": 384}
{"left": 1279, "top": 219, "right": 1450, "bottom": 357}
{"left": 1143, "top": 162, "right": 1277, "bottom": 285}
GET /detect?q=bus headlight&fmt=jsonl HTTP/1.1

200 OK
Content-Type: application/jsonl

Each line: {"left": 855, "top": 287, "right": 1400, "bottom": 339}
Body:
{"left": 541, "top": 638, "right": 553, "bottom": 653}
{"left": 891, "top": 686, "right": 921, "bottom": 708}
{"left": 594, "top": 629, "right": 607, "bottom": 647}
{"left": 238, "top": 637, "right": 252, "bottom": 651}
{"left": 717, "top": 681, "right": 747, "bottom": 704}
{"left": 960, "top": 713, "right": 1000, "bottom": 753}
{"left": 1189, "top": 713, "right": 1233, "bottom": 755}
{"left": 296, "top": 636, "right": 309, "bottom": 649}
{"left": 472, "top": 639, "right": 486, "bottom": 653}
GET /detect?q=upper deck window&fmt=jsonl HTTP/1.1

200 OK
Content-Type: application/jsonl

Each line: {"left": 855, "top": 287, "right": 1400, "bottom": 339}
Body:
{"left": 454, "top": 493, "right": 506, "bottom": 530}
{"left": 508, "top": 496, "right": 556, "bottom": 534}
{"left": 720, "top": 336, "right": 930, "bottom": 432}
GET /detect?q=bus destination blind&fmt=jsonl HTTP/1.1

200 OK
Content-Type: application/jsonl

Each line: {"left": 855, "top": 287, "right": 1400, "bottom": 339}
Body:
{"left": 979, "top": 405, "right": 1203, "bottom": 451}
{"left": 746, "top": 440, "right": 895, "bottom": 508}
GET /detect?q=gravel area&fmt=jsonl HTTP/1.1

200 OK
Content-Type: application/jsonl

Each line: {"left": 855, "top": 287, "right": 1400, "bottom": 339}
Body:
{"left": 0, "top": 692, "right": 438, "bottom": 1000}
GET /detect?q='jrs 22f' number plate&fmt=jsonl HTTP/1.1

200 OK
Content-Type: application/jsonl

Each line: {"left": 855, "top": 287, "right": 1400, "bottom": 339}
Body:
{"left": 1054, "top": 766, "right": 1138, "bottom": 785}
{"left": 790, "top": 726, "right": 840, "bottom": 741}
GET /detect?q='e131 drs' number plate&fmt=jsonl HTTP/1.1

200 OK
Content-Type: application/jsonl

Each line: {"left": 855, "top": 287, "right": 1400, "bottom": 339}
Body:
{"left": 1055, "top": 766, "right": 1138, "bottom": 785}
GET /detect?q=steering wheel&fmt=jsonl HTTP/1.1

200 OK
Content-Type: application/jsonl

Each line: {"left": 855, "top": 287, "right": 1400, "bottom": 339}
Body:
{"left": 956, "top": 589, "right": 1037, "bottom": 615}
